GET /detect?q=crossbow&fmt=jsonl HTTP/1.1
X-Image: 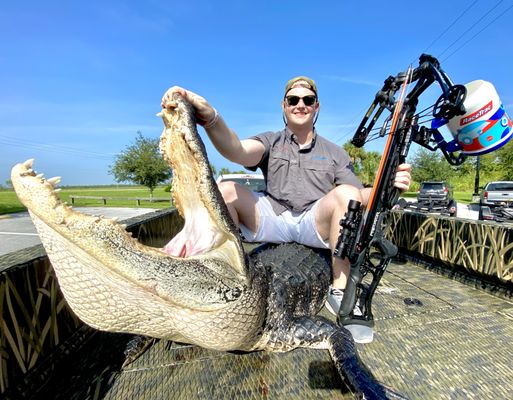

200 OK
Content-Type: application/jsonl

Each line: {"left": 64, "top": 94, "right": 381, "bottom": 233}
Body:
{"left": 334, "top": 54, "right": 469, "bottom": 329}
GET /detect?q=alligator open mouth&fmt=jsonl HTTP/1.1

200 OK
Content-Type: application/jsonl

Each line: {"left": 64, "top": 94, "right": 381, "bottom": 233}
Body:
{"left": 11, "top": 96, "right": 247, "bottom": 272}
{"left": 10, "top": 95, "right": 254, "bottom": 346}
{"left": 157, "top": 100, "right": 246, "bottom": 275}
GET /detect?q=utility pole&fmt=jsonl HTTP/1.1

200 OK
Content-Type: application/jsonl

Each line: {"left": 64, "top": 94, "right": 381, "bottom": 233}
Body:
{"left": 472, "top": 156, "right": 480, "bottom": 203}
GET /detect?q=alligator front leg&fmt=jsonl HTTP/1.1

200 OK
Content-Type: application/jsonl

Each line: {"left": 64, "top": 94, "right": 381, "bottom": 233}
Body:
{"left": 122, "top": 335, "right": 157, "bottom": 368}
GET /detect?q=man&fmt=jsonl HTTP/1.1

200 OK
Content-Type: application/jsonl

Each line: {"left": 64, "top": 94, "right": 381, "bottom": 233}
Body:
{"left": 161, "top": 77, "right": 411, "bottom": 343}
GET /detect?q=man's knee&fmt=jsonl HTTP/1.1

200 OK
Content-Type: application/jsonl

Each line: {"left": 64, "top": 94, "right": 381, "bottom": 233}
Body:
{"left": 315, "top": 184, "right": 363, "bottom": 239}
{"left": 217, "top": 180, "right": 238, "bottom": 202}
{"left": 330, "top": 184, "right": 363, "bottom": 207}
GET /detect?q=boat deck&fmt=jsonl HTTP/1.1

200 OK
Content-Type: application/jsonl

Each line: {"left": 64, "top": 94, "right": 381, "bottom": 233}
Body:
{"left": 26, "top": 258, "right": 513, "bottom": 399}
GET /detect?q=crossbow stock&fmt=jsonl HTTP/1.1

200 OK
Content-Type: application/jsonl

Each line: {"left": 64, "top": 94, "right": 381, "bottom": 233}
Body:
{"left": 334, "top": 54, "right": 469, "bottom": 329}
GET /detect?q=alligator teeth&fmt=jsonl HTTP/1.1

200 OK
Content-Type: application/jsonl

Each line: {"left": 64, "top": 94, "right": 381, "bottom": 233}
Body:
{"left": 54, "top": 188, "right": 62, "bottom": 193}
{"left": 36, "top": 174, "right": 44, "bottom": 180}
{"left": 23, "top": 159, "right": 34, "bottom": 168}
{"left": 47, "top": 176, "right": 61, "bottom": 185}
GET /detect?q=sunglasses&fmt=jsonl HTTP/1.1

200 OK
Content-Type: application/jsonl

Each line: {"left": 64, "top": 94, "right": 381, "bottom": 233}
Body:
{"left": 285, "top": 95, "right": 317, "bottom": 107}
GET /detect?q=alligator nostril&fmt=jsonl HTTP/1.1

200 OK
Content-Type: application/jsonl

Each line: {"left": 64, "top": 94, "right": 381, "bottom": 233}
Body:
{"left": 403, "top": 297, "right": 423, "bottom": 306}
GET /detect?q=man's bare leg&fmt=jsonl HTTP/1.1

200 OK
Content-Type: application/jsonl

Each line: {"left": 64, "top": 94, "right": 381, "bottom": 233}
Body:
{"left": 217, "top": 181, "right": 259, "bottom": 231}
{"left": 315, "top": 184, "right": 363, "bottom": 289}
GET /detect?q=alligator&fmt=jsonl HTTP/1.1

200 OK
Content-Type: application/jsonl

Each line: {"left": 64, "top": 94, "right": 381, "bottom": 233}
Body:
{"left": 11, "top": 93, "right": 401, "bottom": 399}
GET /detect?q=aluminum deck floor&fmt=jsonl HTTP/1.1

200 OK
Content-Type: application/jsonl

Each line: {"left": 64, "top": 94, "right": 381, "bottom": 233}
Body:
{"left": 28, "top": 259, "right": 513, "bottom": 399}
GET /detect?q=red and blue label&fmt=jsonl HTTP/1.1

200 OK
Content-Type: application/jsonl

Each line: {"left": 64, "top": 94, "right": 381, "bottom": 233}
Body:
{"left": 456, "top": 103, "right": 513, "bottom": 155}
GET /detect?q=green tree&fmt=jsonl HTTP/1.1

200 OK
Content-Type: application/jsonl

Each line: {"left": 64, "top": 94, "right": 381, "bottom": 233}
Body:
{"left": 409, "top": 147, "right": 455, "bottom": 184}
{"left": 343, "top": 142, "right": 366, "bottom": 175}
{"left": 343, "top": 142, "right": 380, "bottom": 186}
{"left": 110, "top": 131, "right": 171, "bottom": 197}
{"left": 496, "top": 139, "right": 513, "bottom": 180}
{"left": 361, "top": 151, "right": 381, "bottom": 186}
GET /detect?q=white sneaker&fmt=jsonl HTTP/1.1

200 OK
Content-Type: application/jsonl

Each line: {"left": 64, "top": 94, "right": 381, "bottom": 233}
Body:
{"left": 325, "top": 286, "right": 374, "bottom": 344}
{"left": 325, "top": 286, "right": 362, "bottom": 316}
{"left": 325, "top": 286, "right": 345, "bottom": 315}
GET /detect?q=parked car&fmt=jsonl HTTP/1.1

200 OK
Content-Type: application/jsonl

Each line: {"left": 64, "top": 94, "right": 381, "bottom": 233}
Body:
{"left": 408, "top": 181, "right": 457, "bottom": 216}
{"left": 479, "top": 181, "right": 513, "bottom": 207}
{"left": 216, "top": 173, "right": 266, "bottom": 192}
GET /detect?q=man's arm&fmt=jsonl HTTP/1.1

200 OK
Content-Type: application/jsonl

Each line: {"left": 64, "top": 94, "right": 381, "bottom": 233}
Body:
{"left": 161, "top": 86, "right": 265, "bottom": 167}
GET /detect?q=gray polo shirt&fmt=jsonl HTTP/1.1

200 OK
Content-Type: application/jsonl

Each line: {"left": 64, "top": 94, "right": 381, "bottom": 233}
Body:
{"left": 246, "top": 128, "right": 363, "bottom": 215}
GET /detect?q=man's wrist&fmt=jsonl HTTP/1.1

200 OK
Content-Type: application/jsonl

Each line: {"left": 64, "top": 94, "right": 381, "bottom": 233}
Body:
{"left": 204, "top": 108, "right": 219, "bottom": 129}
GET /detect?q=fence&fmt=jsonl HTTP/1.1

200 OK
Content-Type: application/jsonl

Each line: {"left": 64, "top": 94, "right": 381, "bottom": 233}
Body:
{"left": 69, "top": 195, "right": 172, "bottom": 206}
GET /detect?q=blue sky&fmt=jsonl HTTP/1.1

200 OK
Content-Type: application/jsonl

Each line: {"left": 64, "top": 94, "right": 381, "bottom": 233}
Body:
{"left": 1, "top": 0, "right": 512, "bottom": 186}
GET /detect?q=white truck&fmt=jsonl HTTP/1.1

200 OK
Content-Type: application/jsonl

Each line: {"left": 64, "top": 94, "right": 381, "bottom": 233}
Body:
{"left": 216, "top": 173, "right": 266, "bottom": 192}
{"left": 480, "top": 181, "right": 513, "bottom": 206}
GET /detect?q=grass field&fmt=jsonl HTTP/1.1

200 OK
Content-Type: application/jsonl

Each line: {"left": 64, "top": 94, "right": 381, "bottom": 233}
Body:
{"left": 0, "top": 186, "right": 174, "bottom": 215}
{"left": 0, "top": 186, "right": 475, "bottom": 216}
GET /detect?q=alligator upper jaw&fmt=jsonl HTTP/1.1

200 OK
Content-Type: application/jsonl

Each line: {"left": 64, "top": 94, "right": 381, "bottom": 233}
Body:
{"left": 157, "top": 95, "right": 248, "bottom": 273}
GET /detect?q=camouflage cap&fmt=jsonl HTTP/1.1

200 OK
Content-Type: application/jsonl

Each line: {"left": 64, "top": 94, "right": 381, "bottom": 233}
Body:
{"left": 284, "top": 76, "right": 318, "bottom": 97}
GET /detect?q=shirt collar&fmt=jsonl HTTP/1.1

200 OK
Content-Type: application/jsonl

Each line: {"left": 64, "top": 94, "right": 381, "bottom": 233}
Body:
{"left": 284, "top": 127, "right": 317, "bottom": 149}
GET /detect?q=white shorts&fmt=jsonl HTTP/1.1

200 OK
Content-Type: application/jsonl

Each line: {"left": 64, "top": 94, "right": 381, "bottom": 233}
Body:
{"left": 239, "top": 192, "right": 330, "bottom": 249}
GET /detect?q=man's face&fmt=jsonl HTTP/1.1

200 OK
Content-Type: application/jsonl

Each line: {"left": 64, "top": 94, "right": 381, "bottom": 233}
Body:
{"left": 282, "top": 86, "right": 319, "bottom": 129}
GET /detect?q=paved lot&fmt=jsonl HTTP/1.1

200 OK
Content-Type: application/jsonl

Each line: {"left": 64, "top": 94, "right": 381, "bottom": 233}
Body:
{"left": 0, "top": 207, "right": 159, "bottom": 256}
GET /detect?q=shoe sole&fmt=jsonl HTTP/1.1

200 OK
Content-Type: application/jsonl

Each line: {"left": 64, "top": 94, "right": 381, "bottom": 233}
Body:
{"left": 324, "top": 304, "right": 375, "bottom": 344}
{"left": 353, "top": 336, "right": 374, "bottom": 344}
{"left": 345, "top": 324, "right": 374, "bottom": 344}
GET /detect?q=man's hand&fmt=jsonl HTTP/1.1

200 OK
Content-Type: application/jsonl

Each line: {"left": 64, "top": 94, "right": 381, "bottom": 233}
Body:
{"left": 161, "top": 86, "right": 216, "bottom": 127}
{"left": 394, "top": 163, "right": 412, "bottom": 192}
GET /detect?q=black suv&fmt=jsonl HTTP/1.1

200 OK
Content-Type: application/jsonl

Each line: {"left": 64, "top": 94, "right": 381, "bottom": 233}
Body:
{"left": 413, "top": 181, "right": 457, "bottom": 216}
